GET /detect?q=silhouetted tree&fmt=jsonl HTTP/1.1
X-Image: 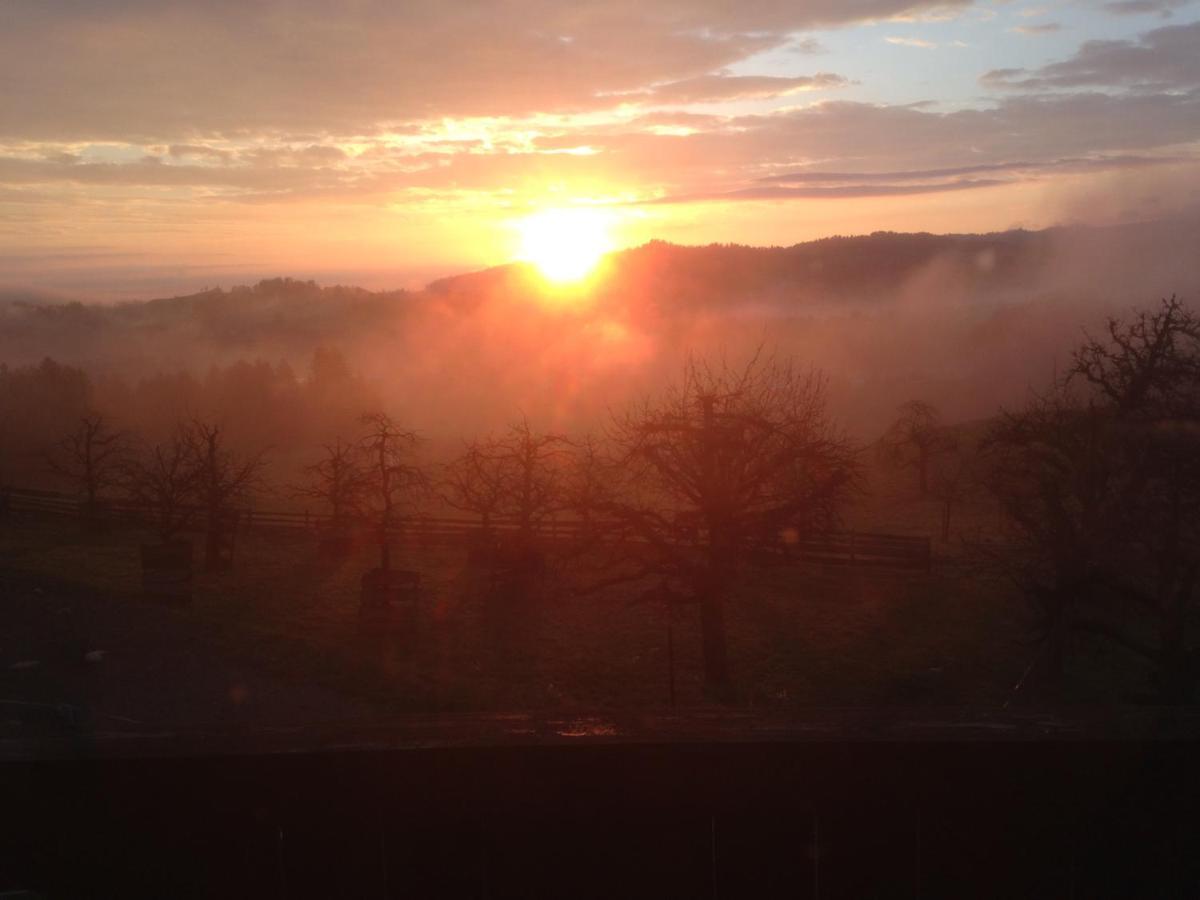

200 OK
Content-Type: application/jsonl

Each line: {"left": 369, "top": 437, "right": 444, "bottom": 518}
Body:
{"left": 183, "top": 421, "right": 267, "bottom": 571}
{"left": 493, "top": 417, "right": 569, "bottom": 542}
{"left": 593, "top": 352, "right": 858, "bottom": 695}
{"left": 442, "top": 437, "right": 507, "bottom": 532}
{"left": 879, "top": 400, "right": 955, "bottom": 495}
{"left": 47, "top": 413, "right": 131, "bottom": 523}
{"left": 295, "top": 438, "right": 367, "bottom": 534}
{"left": 123, "top": 429, "right": 202, "bottom": 543}
{"left": 563, "top": 434, "right": 609, "bottom": 541}
{"left": 982, "top": 389, "right": 1135, "bottom": 690}
{"left": 358, "top": 412, "right": 428, "bottom": 572}
{"left": 0, "top": 358, "right": 91, "bottom": 482}
{"left": 927, "top": 437, "right": 981, "bottom": 542}
{"left": 1069, "top": 295, "right": 1200, "bottom": 700}
{"left": 984, "top": 296, "right": 1200, "bottom": 699}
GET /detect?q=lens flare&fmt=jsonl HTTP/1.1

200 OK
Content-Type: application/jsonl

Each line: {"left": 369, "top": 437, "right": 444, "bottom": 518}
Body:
{"left": 516, "top": 207, "right": 615, "bottom": 283}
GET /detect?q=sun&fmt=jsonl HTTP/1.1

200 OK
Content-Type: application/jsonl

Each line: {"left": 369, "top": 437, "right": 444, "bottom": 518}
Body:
{"left": 516, "top": 207, "right": 615, "bottom": 283}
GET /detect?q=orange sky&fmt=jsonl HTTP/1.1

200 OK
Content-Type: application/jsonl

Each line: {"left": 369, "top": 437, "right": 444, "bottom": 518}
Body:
{"left": 2, "top": 1, "right": 1199, "bottom": 298}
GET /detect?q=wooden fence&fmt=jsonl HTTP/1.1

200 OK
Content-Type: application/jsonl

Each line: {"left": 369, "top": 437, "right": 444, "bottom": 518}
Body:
{"left": 1, "top": 487, "right": 931, "bottom": 573}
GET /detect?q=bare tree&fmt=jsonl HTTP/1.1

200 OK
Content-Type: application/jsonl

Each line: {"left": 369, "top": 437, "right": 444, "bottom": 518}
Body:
{"left": 981, "top": 388, "right": 1136, "bottom": 690}
{"left": 927, "top": 438, "right": 981, "bottom": 543}
{"left": 982, "top": 296, "right": 1200, "bottom": 698}
{"left": 295, "top": 437, "right": 367, "bottom": 534}
{"left": 592, "top": 352, "right": 858, "bottom": 694}
{"left": 183, "top": 420, "right": 267, "bottom": 571}
{"left": 1072, "top": 295, "right": 1200, "bottom": 415}
{"left": 879, "top": 400, "right": 955, "bottom": 496}
{"left": 563, "top": 433, "right": 610, "bottom": 541}
{"left": 441, "top": 437, "right": 507, "bottom": 532}
{"left": 1069, "top": 295, "right": 1200, "bottom": 699}
{"left": 123, "top": 429, "right": 202, "bottom": 544}
{"left": 358, "top": 412, "right": 428, "bottom": 572}
{"left": 493, "top": 417, "right": 570, "bottom": 542}
{"left": 47, "top": 412, "right": 131, "bottom": 523}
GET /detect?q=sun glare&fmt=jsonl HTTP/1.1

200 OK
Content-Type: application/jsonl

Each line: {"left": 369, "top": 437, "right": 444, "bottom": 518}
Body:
{"left": 516, "top": 208, "right": 615, "bottom": 283}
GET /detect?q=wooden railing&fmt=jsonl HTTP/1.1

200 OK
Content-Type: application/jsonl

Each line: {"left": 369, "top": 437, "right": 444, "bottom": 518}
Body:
{"left": 789, "top": 531, "right": 932, "bottom": 572}
{"left": 2, "top": 487, "right": 931, "bottom": 572}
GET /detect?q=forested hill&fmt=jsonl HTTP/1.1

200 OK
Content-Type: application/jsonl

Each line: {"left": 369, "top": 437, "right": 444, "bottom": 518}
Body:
{"left": 2, "top": 217, "right": 1198, "bottom": 377}
{"left": 428, "top": 228, "right": 1053, "bottom": 307}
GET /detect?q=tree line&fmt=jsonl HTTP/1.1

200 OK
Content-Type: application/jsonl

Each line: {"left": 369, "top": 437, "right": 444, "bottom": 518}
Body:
{"left": 3, "top": 296, "right": 1198, "bottom": 703}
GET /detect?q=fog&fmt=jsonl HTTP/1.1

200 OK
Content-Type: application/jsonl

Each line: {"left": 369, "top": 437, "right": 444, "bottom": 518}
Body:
{"left": 3, "top": 213, "right": 1199, "bottom": 490}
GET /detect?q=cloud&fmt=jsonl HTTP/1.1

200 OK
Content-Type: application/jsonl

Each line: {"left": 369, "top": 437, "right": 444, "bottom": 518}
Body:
{"left": 1100, "top": 0, "right": 1192, "bottom": 16}
{"left": 649, "top": 153, "right": 1192, "bottom": 203}
{"left": 2, "top": 3, "right": 1198, "bottom": 232}
{"left": 885, "top": 36, "right": 939, "bottom": 47}
{"left": 1012, "top": 22, "right": 1064, "bottom": 35}
{"left": 635, "top": 73, "right": 850, "bottom": 104}
{"left": 983, "top": 21, "right": 1200, "bottom": 90}
{"left": 788, "top": 37, "right": 828, "bottom": 54}
{"left": 0, "top": 156, "right": 341, "bottom": 193}
{"left": 0, "top": 0, "right": 968, "bottom": 142}
{"left": 4, "top": 88, "right": 1199, "bottom": 216}
{"left": 650, "top": 179, "right": 1008, "bottom": 203}
{"left": 758, "top": 155, "right": 1188, "bottom": 184}
{"left": 169, "top": 144, "right": 235, "bottom": 163}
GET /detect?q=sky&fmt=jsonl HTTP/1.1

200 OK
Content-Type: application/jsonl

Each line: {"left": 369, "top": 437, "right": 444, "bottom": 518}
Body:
{"left": 2, "top": 0, "right": 1199, "bottom": 298}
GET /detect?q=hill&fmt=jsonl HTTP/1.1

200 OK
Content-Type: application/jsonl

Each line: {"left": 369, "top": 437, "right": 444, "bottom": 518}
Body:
{"left": 2, "top": 216, "right": 1198, "bottom": 439}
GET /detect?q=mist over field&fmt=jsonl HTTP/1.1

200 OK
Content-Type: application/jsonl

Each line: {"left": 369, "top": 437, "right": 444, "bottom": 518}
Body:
{"left": 3, "top": 215, "right": 1199, "bottom": 467}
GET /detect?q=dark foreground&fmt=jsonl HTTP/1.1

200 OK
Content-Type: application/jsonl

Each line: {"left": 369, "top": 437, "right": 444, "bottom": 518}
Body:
{"left": 2, "top": 713, "right": 1199, "bottom": 898}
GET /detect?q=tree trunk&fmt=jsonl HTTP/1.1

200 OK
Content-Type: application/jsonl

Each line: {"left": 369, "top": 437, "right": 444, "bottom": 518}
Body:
{"left": 83, "top": 485, "right": 102, "bottom": 532}
{"left": 379, "top": 520, "right": 392, "bottom": 572}
{"left": 1158, "top": 571, "right": 1195, "bottom": 702}
{"left": 700, "top": 516, "right": 735, "bottom": 697}
{"left": 204, "top": 506, "right": 234, "bottom": 572}
{"left": 699, "top": 583, "right": 732, "bottom": 697}
{"left": 1032, "top": 588, "right": 1068, "bottom": 696}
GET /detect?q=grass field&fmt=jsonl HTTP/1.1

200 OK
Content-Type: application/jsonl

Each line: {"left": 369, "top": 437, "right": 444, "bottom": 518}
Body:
{"left": 0, "top": 469, "right": 1156, "bottom": 735}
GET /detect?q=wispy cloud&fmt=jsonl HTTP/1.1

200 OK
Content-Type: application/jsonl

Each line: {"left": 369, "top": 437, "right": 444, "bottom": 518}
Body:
{"left": 885, "top": 36, "right": 939, "bottom": 48}
{"left": 633, "top": 73, "right": 850, "bottom": 105}
{"left": 983, "top": 21, "right": 1200, "bottom": 89}
{"left": 0, "top": 0, "right": 972, "bottom": 142}
{"left": 789, "top": 37, "right": 828, "bottom": 54}
{"left": 1012, "top": 22, "right": 1064, "bottom": 35}
{"left": 647, "top": 153, "right": 1193, "bottom": 204}
{"left": 1101, "top": 0, "right": 1193, "bottom": 17}
{"left": 648, "top": 179, "right": 1006, "bottom": 203}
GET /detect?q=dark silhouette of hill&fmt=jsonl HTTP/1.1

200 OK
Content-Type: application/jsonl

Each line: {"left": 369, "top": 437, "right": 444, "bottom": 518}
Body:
{"left": 4, "top": 219, "right": 1198, "bottom": 372}
{"left": 2, "top": 216, "right": 1198, "bottom": 440}
{"left": 425, "top": 228, "right": 1053, "bottom": 312}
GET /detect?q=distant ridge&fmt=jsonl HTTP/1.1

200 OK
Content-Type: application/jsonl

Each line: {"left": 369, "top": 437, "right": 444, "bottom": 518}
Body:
{"left": 1, "top": 217, "right": 1198, "bottom": 374}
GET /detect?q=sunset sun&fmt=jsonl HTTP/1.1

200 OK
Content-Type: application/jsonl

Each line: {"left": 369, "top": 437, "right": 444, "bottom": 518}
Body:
{"left": 516, "top": 208, "right": 615, "bottom": 283}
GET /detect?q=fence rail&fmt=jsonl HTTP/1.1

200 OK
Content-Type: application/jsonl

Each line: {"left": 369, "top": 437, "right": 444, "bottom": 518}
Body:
{"left": 2, "top": 487, "right": 931, "bottom": 572}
